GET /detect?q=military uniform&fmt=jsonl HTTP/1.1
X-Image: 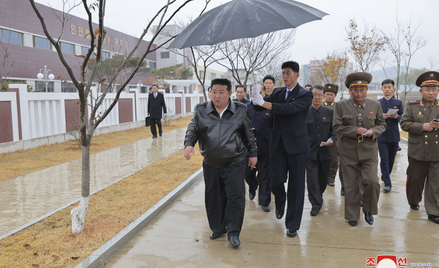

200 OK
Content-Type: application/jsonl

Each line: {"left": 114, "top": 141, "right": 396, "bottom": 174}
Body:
{"left": 400, "top": 71, "right": 439, "bottom": 222}
{"left": 333, "top": 73, "right": 387, "bottom": 224}
{"left": 323, "top": 83, "right": 342, "bottom": 187}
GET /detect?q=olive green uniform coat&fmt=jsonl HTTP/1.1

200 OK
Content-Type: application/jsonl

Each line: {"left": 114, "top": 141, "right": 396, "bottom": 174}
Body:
{"left": 333, "top": 98, "right": 386, "bottom": 221}
{"left": 400, "top": 99, "right": 439, "bottom": 216}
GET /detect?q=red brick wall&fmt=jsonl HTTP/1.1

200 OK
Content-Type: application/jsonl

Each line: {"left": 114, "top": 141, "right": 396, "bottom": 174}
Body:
{"left": 118, "top": 98, "right": 133, "bottom": 124}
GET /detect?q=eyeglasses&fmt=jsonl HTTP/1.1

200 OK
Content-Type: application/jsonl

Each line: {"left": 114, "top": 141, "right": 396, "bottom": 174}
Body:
{"left": 422, "top": 86, "right": 439, "bottom": 93}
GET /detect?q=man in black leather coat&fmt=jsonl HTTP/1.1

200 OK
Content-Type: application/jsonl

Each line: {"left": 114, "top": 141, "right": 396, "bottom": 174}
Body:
{"left": 184, "top": 78, "right": 258, "bottom": 247}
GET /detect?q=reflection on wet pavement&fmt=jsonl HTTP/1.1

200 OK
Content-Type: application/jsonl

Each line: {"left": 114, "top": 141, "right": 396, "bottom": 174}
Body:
{"left": 105, "top": 141, "right": 439, "bottom": 267}
{"left": 0, "top": 128, "right": 187, "bottom": 237}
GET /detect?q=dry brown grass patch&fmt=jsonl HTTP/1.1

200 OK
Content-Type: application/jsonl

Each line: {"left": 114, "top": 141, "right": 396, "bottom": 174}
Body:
{"left": 0, "top": 144, "right": 203, "bottom": 268}
{"left": 0, "top": 116, "right": 193, "bottom": 183}
{"left": 400, "top": 130, "right": 408, "bottom": 139}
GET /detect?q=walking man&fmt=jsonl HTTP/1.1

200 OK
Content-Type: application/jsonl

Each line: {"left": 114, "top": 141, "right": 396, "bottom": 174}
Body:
{"left": 233, "top": 85, "right": 250, "bottom": 104}
{"left": 148, "top": 84, "right": 167, "bottom": 138}
{"left": 245, "top": 84, "right": 273, "bottom": 212}
{"left": 333, "top": 72, "right": 386, "bottom": 226}
{"left": 252, "top": 61, "right": 313, "bottom": 237}
{"left": 184, "top": 78, "right": 258, "bottom": 247}
{"left": 306, "top": 85, "right": 336, "bottom": 216}
{"left": 378, "top": 79, "right": 404, "bottom": 193}
{"left": 400, "top": 71, "right": 439, "bottom": 224}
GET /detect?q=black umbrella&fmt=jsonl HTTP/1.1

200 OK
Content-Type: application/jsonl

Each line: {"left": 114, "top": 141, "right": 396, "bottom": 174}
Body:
{"left": 168, "top": 0, "right": 328, "bottom": 49}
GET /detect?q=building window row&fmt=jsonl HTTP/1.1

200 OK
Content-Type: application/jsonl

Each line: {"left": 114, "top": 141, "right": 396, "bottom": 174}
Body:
{"left": 0, "top": 28, "right": 23, "bottom": 45}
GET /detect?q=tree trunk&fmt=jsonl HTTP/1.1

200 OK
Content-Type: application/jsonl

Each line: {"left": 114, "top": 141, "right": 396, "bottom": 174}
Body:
{"left": 70, "top": 141, "right": 91, "bottom": 233}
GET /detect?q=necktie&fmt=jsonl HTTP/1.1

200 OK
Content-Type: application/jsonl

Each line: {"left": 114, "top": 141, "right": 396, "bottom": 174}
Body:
{"left": 286, "top": 90, "right": 290, "bottom": 100}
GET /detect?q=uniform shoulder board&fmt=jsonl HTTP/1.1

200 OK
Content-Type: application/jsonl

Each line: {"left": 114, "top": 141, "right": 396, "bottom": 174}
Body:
{"left": 408, "top": 99, "right": 420, "bottom": 105}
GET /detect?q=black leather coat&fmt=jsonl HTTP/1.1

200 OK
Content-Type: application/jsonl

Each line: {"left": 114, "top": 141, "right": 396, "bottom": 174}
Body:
{"left": 184, "top": 100, "right": 258, "bottom": 168}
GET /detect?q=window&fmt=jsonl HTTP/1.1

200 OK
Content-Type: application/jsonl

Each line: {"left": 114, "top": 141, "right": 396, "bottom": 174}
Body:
{"left": 149, "top": 61, "right": 156, "bottom": 70}
{"left": 62, "top": 82, "right": 76, "bottom": 92}
{"left": 35, "top": 81, "right": 54, "bottom": 92}
{"left": 160, "top": 51, "right": 170, "bottom": 59}
{"left": 199, "top": 71, "right": 204, "bottom": 79}
{"left": 34, "top": 36, "right": 51, "bottom": 50}
{"left": 102, "top": 51, "right": 110, "bottom": 60}
{"left": 81, "top": 46, "right": 89, "bottom": 56}
{"left": 211, "top": 73, "right": 216, "bottom": 80}
{"left": 1, "top": 29, "right": 23, "bottom": 45}
{"left": 61, "top": 42, "right": 75, "bottom": 54}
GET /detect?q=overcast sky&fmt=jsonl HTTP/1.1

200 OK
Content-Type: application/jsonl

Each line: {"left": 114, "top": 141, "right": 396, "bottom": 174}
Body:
{"left": 36, "top": 0, "right": 439, "bottom": 71}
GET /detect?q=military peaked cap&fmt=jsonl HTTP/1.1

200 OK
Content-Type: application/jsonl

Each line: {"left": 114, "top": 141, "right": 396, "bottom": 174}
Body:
{"left": 345, "top": 72, "right": 372, "bottom": 88}
{"left": 324, "top": 83, "right": 338, "bottom": 94}
{"left": 416, "top": 71, "right": 439, "bottom": 87}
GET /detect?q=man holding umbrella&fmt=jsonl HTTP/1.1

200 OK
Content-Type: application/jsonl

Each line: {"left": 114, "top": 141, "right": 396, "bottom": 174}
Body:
{"left": 252, "top": 61, "right": 313, "bottom": 237}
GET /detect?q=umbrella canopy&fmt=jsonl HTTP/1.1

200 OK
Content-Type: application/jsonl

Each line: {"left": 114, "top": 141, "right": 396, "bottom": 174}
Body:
{"left": 168, "top": 0, "right": 328, "bottom": 49}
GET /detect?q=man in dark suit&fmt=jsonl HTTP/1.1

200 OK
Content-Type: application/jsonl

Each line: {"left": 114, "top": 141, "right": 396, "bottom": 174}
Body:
{"left": 245, "top": 84, "right": 273, "bottom": 212}
{"left": 233, "top": 85, "right": 250, "bottom": 104}
{"left": 306, "top": 85, "right": 336, "bottom": 216}
{"left": 377, "top": 79, "right": 404, "bottom": 193}
{"left": 148, "top": 84, "right": 167, "bottom": 138}
{"left": 252, "top": 61, "right": 313, "bottom": 237}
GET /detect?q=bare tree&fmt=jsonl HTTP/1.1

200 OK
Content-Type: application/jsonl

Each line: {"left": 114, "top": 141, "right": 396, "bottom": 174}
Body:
{"left": 346, "top": 19, "right": 386, "bottom": 72}
{"left": 256, "top": 54, "right": 288, "bottom": 86}
{"left": 29, "top": 0, "right": 207, "bottom": 233}
{"left": 381, "top": 17, "right": 426, "bottom": 100}
{"left": 0, "top": 37, "right": 21, "bottom": 91}
{"left": 217, "top": 30, "right": 296, "bottom": 87}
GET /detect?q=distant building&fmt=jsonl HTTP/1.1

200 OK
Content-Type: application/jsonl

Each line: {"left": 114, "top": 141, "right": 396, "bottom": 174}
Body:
{"left": 0, "top": 0, "right": 156, "bottom": 92}
{"left": 153, "top": 25, "right": 192, "bottom": 70}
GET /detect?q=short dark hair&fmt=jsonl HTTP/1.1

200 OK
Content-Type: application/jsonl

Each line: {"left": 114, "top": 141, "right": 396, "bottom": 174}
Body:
{"left": 305, "top": 84, "right": 312, "bottom": 88}
{"left": 261, "top": 85, "right": 266, "bottom": 91}
{"left": 312, "top": 85, "right": 325, "bottom": 92}
{"left": 263, "top": 75, "right": 275, "bottom": 84}
{"left": 211, "top": 78, "right": 232, "bottom": 92}
{"left": 281, "top": 61, "right": 300, "bottom": 73}
{"left": 152, "top": 84, "right": 158, "bottom": 88}
{"left": 381, "top": 79, "right": 395, "bottom": 86}
{"left": 236, "top": 85, "right": 246, "bottom": 92}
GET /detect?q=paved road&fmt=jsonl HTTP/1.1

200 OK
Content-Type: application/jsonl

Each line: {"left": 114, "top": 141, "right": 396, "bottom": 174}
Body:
{"left": 0, "top": 128, "right": 187, "bottom": 237}
{"left": 105, "top": 140, "right": 439, "bottom": 267}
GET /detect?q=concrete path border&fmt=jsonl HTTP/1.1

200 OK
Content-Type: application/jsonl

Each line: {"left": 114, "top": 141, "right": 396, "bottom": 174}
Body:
{"left": 74, "top": 168, "right": 203, "bottom": 268}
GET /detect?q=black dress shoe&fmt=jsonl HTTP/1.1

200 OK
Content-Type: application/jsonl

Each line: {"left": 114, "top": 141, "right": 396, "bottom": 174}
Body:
{"left": 328, "top": 182, "right": 335, "bottom": 187}
{"left": 397, "top": 146, "right": 401, "bottom": 151}
{"left": 152, "top": 136, "right": 158, "bottom": 138}
{"left": 310, "top": 209, "right": 319, "bottom": 216}
{"left": 340, "top": 188, "right": 345, "bottom": 196}
{"left": 364, "top": 210, "right": 374, "bottom": 225}
{"left": 275, "top": 204, "right": 285, "bottom": 219}
{"left": 348, "top": 220, "right": 358, "bottom": 226}
{"left": 210, "top": 231, "right": 223, "bottom": 240}
{"left": 428, "top": 215, "right": 439, "bottom": 224}
{"left": 228, "top": 236, "right": 240, "bottom": 247}
{"left": 383, "top": 186, "right": 391, "bottom": 193}
{"left": 286, "top": 229, "right": 297, "bottom": 238}
{"left": 410, "top": 203, "right": 420, "bottom": 210}
{"left": 249, "top": 192, "right": 255, "bottom": 201}
{"left": 262, "top": 205, "right": 270, "bottom": 212}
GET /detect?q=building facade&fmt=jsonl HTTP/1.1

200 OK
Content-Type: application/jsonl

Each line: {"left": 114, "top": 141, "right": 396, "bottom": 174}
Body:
{"left": 0, "top": 0, "right": 156, "bottom": 92}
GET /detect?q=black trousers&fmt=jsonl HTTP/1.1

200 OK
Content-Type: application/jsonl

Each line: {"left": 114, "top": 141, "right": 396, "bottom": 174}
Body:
{"left": 306, "top": 156, "right": 332, "bottom": 211}
{"left": 271, "top": 139, "right": 306, "bottom": 231}
{"left": 150, "top": 118, "right": 162, "bottom": 137}
{"left": 245, "top": 154, "right": 271, "bottom": 206}
{"left": 378, "top": 141, "right": 398, "bottom": 187}
{"left": 203, "top": 159, "right": 246, "bottom": 237}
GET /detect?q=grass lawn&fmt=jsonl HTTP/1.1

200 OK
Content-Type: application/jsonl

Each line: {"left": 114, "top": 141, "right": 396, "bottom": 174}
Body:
{"left": 0, "top": 116, "right": 204, "bottom": 268}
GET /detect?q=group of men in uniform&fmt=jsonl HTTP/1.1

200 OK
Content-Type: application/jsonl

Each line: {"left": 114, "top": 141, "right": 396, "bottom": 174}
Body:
{"left": 184, "top": 64, "right": 439, "bottom": 248}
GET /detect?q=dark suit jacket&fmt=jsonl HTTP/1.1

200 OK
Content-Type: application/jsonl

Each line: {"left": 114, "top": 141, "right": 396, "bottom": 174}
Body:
{"left": 377, "top": 97, "right": 404, "bottom": 143}
{"left": 306, "top": 105, "right": 336, "bottom": 161}
{"left": 233, "top": 98, "right": 250, "bottom": 104}
{"left": 148, "top": 92, "right": 167, "bottom": 119}
{"left": 255, "top": 84, "right": 313, "bottom": 155}
{"left": 246, "top": 102, "right": 273, "bottom": 156}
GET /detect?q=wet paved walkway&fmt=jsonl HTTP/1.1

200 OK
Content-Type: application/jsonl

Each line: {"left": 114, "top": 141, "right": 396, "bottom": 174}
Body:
{"left": 0, "top": 128, "right": 187, "bottom": 237}
{"left": 105, "top": 140, "right": 439, "bottom": 267}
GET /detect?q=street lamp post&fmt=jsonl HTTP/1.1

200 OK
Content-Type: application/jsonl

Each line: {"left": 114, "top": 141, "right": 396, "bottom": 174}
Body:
{"left": 37, "top": 65, "right": 55, "bottom": 92}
